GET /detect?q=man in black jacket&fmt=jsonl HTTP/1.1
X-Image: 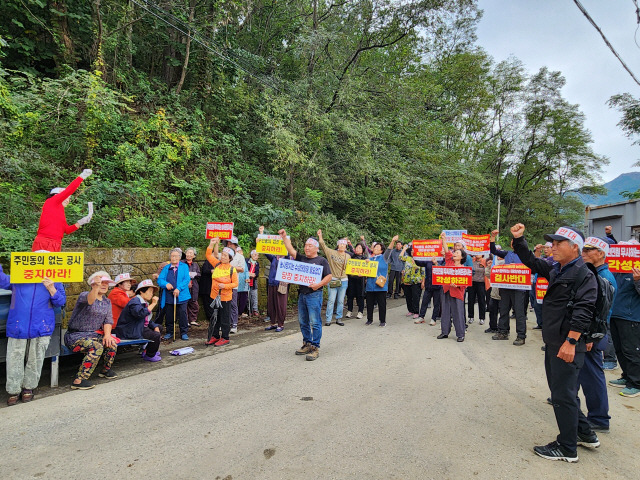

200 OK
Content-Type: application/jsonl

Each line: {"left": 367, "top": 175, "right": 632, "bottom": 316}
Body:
{"left": 510, "top": 223, "right": 600, "bottom": 463}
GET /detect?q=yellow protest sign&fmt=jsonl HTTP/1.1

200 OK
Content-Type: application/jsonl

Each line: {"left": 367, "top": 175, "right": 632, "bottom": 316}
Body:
{"left": 10, "top": 252, "right": 84, "bottom": 283}
{"left": 345, "top": 259, "right": 378, "bottom": 277}
{"left": 256, "top": 235, "right": 288, "bottom": 256}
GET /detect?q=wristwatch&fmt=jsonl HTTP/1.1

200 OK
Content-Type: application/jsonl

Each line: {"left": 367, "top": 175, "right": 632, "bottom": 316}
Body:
{"left": 565, "top": 336, "right": 578, "bottom": 345}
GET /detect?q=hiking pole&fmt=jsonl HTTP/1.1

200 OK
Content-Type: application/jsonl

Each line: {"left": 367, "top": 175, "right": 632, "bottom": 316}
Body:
{"left": 173, "top": 301, "right": 177, "bottom": 341}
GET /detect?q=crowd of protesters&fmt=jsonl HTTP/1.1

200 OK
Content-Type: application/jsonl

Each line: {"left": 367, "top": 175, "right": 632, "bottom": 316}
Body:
{"left": 2, "top": 170, "right": 640, "bottom": 465}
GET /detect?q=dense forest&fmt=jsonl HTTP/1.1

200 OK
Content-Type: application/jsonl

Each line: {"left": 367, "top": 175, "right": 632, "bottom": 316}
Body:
{"left": 0, "top": 0, "right": 611, "bottom": 258}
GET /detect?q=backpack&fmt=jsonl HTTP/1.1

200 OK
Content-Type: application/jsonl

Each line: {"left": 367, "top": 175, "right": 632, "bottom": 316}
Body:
{"left": 567, "top": 263, "right": 614, "bottom": 343}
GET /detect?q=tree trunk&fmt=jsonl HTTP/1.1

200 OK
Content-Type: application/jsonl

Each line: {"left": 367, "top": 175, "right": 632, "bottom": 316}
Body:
{"left": 176, "top": 0, "right": 196, "bottom": 94}
{"left": 49, "top": 0, "right": 76, "bottom": 68}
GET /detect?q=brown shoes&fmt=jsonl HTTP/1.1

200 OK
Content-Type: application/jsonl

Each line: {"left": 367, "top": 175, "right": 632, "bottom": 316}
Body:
{"left": 295, "top": 342, "right": 313, "bottom": 355}
{"left": 306, "top": 346, "right": 320, "bottom": 361}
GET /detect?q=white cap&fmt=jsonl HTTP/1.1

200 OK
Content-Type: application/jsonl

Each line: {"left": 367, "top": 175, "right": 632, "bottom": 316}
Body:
{"left": 544, "top": 227, "right": 585, "bottom": 250}
{"left": 223, "top": 247, "right": 235, "bottom": 259}
{"left": 135, "top": 279, "right": 159, "bottom": 293}
{"left": 229, "top": 236, "right": 239, "bottom": 244}
{"left": 584, "top": 237, "right": 610, "bottom": 255}
{"left": 114, "top": 272, "right": 132, "bottom": 285}
{"left": 337, "top": 239, "right": 348, "bottom": 246}
{"left": 87, "top": 271, "right": 115, "bottom": 287}
{"left": 49, "top": 187, "right": 64, "bottom": 195}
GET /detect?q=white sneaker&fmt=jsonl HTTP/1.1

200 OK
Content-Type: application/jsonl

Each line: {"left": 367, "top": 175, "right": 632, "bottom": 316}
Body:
{"left": 468, "top": 318, "right": 474, "bottom": 324}
{"left": 479, "top": 319, "right": 485, "bottom": 325}
{"left": 230, "top": 327, "right": 237, "bottom": 334}
{"left": 346, "top": 311, "right": 352, "bottom": 318}
{"left": 356, "top": 312, "right": 363, "bottom": 319}
{"left": 429, "top": 319, "right": 436, "bottom": 326}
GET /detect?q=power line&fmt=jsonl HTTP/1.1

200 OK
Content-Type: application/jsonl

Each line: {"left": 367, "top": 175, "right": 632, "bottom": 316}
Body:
{"left": 129, "top": 0, "right": 281, "bottom": 92}
{"left": 573, "top": 0, "right": 640, "bottom": 87}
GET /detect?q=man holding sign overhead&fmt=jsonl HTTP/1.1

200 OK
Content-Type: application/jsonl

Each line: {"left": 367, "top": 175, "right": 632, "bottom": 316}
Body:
{"left": 279, "top": 230, "right": 332, "bottom": 361}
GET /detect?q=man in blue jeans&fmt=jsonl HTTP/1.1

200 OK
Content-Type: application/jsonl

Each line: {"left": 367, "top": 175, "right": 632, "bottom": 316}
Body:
{"left": 279, "top": 229, "right": 332, "bottom": 361}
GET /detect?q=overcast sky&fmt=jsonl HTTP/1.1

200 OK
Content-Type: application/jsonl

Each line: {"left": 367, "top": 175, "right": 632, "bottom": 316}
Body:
{"left": 476, "top": 0, "right": 640, "bottom": 182}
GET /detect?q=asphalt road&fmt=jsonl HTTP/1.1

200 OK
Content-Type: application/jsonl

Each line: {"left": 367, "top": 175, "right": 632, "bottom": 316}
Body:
{"left": 2, "top": 302, "right": 639, "bottom": 480}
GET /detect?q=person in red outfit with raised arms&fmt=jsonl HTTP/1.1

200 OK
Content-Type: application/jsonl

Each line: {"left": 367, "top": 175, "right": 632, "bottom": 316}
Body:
{"left": 32, "top": 169, "right": 94, "bottom": 252}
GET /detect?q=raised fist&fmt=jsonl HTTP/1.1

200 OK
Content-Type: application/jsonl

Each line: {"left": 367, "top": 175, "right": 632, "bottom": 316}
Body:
{"left": 510, "top": 223, "right": 525, "bottom": 238}
{"left": 80, "top": 169, "right": 93, "bottom": 179}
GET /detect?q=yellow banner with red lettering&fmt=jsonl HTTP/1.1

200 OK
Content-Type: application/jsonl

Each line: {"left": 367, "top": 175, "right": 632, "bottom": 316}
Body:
{"left": 345, "top": 259, "right": 379, "bottom": 277}
{"left": 10, "top": 252, "right": 84, "bottom": 283}
{"left": 256, "top": 234, "right": 288, "bottom": 256}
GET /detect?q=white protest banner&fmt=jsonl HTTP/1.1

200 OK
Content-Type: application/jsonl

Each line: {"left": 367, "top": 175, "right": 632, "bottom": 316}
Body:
{"left": 275, "top": 258, "right": 324, "bottom": 286}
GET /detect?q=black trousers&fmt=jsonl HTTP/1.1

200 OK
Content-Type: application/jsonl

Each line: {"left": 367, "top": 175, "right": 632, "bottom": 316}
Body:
{"left": 610, "top": 316, "right": 640, "bottom": 388}
{"left": 142, "top": 327, "right": 162, "bottom": 356}
{"left": 467, "top": 281, "right": 486, "bottom": 320}
{"left": 346, "top": 276, "right": 365, "bottom": 313}
{"left": 497, "top": 288, "right": 527, "bottom": 338}
{"left": 545, "top": 344, "right": 591, "bottom": 455}
{"left": 387, "top": 271, "right": 402, "bottom": 295}
{"left": 211, "top": 300, "right": 232, "bottom": 340}
{"left": 488, "top": 297, "right": 499, "bottom": 330}
{"left": 419, "top": 287, "right": 441, "bottom": 319}
{"left": 403, "top": 283, "right": 421, "bottom": 314}
{"left": 163, "top": 302, "right": 188, "bottom": 336}
{"left": 366, "top": 291, "right": 387, "bottom": 324}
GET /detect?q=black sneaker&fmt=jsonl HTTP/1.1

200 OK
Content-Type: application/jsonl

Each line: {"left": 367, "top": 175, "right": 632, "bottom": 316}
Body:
{"left": 336, "top": 320, "right": 345, "bottom": 326}
{"left": 513, "top": 337, "right": 526, "bottom": 346}
{"left": 588, "top": 422, "right": 610, "bottom": 433}
{"left": 533, "top": 441, "right": 578, "bottom": 463}
{"left": 365, "top": 320, "right": 373, "bottom": 325}
{"left": 577, "top": 431, "right": 600, "bottom": 448}
{"left": 71, "top": 379, "right": 95, "bottom": 390}
{"left": 484, "top": 328, "right": 497, "bottom": 334}
{"left": 379, "top": 322, "right": 386, "bottom": 327}
{"left": 437, "top": 333, "right": 448, "bottom": 339}
{"left": 492, "top": 332, "right": 509, "bottom": 340}
{"left": 533, "top": 325, "right": 542, "bottom": 330}
{"left": 98, "top": 369, "right": 117, "bottom": 379}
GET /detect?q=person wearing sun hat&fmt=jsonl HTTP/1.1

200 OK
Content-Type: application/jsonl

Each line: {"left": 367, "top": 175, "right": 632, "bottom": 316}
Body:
{"left": 225, "top": 236, "right": 245, "bottom": 334}
{"left": 511, "top": 224, "right": 600, "bottom": 462}
{"left": 0, "top": 254, "right": 66, "bottom": 406}
{"left": 64, "top": 271, "right": 119, "bottom": 390}
{"left": 108, "top": 272, "right": 134, "bottom": 328}
{"left": 114, "top": 279, "right": 162, "bottom": 362}
{"left": 575, "top": 236, "right": 617, "bottom": 432}
{"left": 32, "top": 169, "right": 94, "bottom": 252}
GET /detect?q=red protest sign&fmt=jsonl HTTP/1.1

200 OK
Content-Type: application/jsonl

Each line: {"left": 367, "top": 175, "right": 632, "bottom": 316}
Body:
{"left": 462, "top": 233, "right": 490, "bottom": 256}
{"left": 490, "top": 264, "right": 531, "bottom": 290}
{"left": 432, "top": 266, "right": 472, "bottom": 287}
{"left": 206, "top": 222, "right": 234, "bottom": 240}
{"left": 412, "top": 239, "right": 442, "bottom": 258}
{"left": 535, "top": 277, "right": 549, "bottom": 304}
{"left": 607, "top": 244, "right": 640, "bottom": 273}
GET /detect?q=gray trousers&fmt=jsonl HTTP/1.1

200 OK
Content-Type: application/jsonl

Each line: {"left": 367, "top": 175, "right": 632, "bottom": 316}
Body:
{"left": 6, "top": 336, "right": 51, "bottom": 395}
{"left": 231, "top": 289, "right": 239, "bottom": 327}
{"left": 249, "top": 289, "right": 259, "bottom": 313}
{"left": 441, "top": 292, "right": 466, "bottom": 339}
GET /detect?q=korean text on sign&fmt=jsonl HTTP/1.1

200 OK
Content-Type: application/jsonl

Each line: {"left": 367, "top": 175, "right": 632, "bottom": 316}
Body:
{"left": 607, "top": 244, "right": 640, "bottom": 273}
{"left": 10, "top": 252, "right": 84, "bottom": 283}
{"left": 431, "top": 266, "right": 472, "bottom": 287}
{"left": 535, "top": 277, "right": 549, "bottom": 304}
{"left": 443, "top": 229, "right": 467, "bottom": 248}
{"left": 490, "top": 264, "right": 531, "bottom": 290}
{"left": 345, "top": 259, "right": 379, "bottom": 277}
{"left": 256, "top": 234, "right": 289, "bottom": 256}
{"left": 274, "top": 258, "right": 324, "bottom": 287}
{"left": 461, "top": 233, "right": 490, "bottom": 256}
{"left": 412, "top": 239, "right": 442, "bottom": 259}
{"left": 205, "top": 222, "right": 234, "bottom": 240}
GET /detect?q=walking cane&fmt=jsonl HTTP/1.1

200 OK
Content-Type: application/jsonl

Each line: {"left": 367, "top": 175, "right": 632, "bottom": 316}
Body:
{"left": 173, "top": 300, "right": 177, "bottom": 341}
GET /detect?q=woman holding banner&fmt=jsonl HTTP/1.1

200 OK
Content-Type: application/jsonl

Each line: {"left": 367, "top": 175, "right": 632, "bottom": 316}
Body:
{"left": 346, "top": 241, "right": 368, "bottom": 319}
{"left": 259, "top": 226, "right": 290, "bottom": 332}
{"left": 318, "top": 229, "right": 351, "bottom": 326}
{"left": 365, "top": 243, "right": 389, "bottom": 326}
{"left": 438, "top": 234, "right": 468, "bottom": 342}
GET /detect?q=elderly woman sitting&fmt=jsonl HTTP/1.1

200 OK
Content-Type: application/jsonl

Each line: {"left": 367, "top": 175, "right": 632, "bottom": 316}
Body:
{"left": 114, "top": 280, "right": 162, "bottom": 362}
{"left": 64, "top": 271, "right": 118, "bottom": 390}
